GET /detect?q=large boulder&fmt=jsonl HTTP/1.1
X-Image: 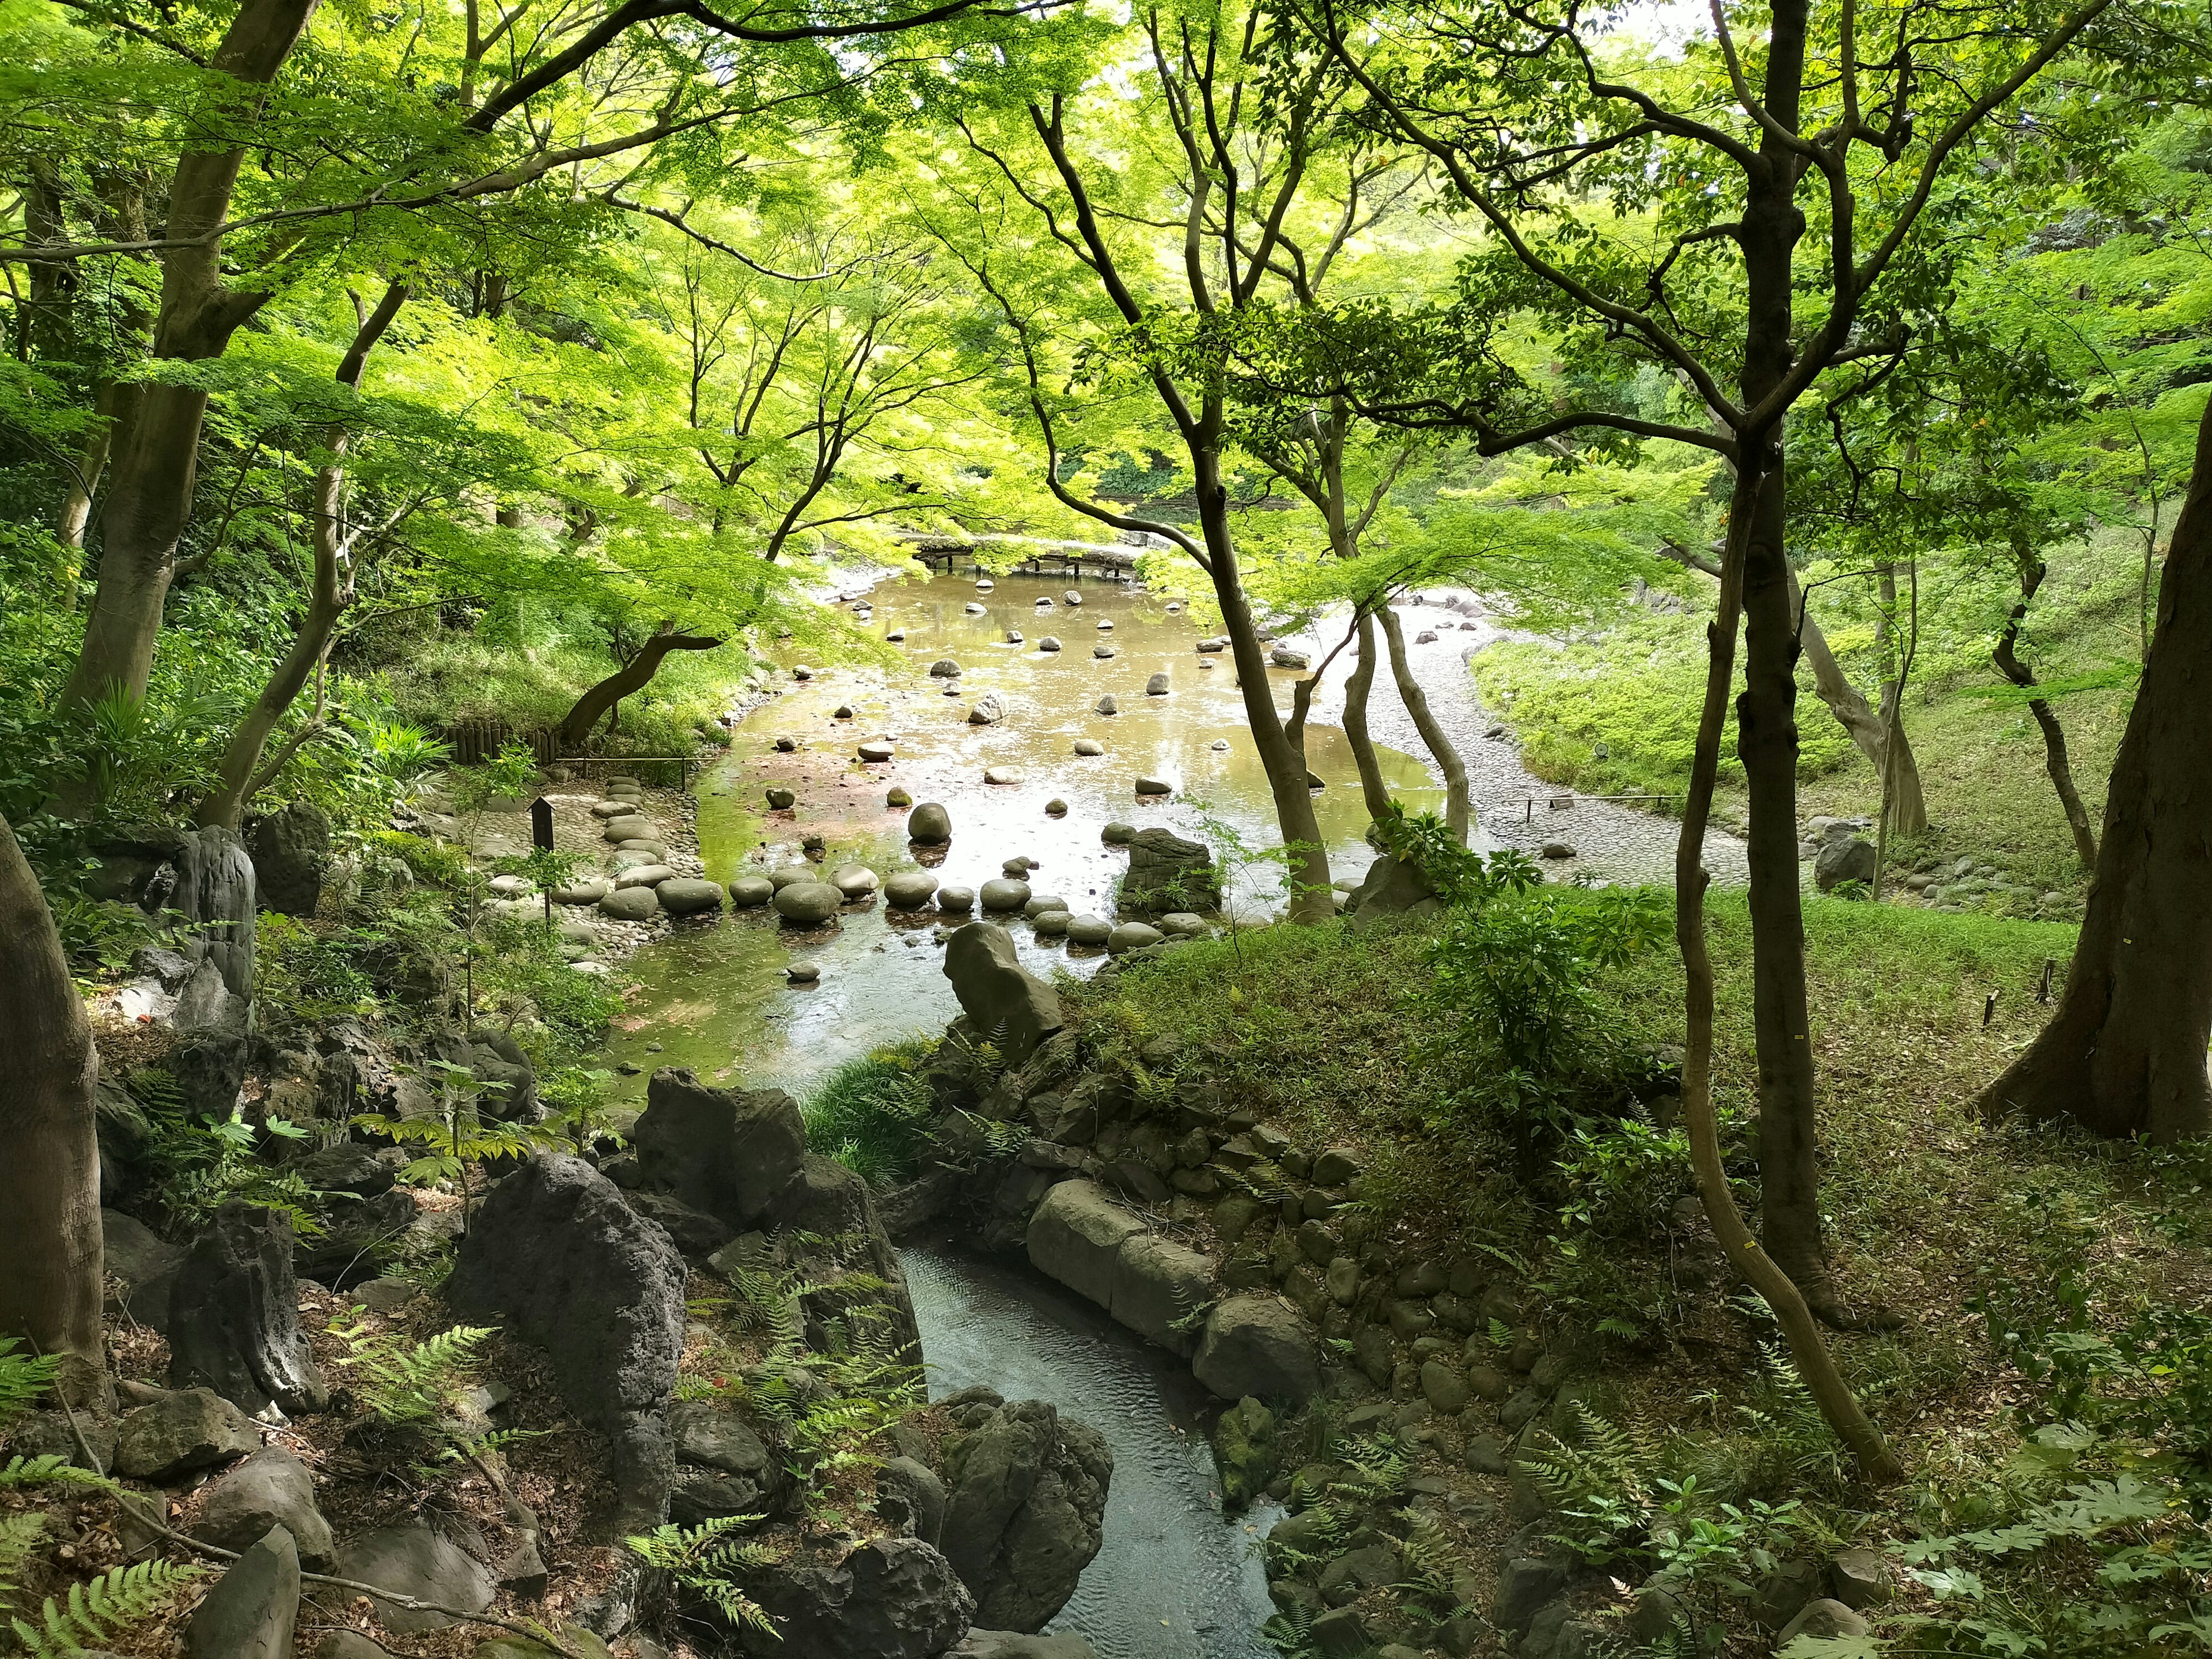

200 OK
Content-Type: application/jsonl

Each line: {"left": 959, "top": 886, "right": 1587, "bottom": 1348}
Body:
{"left": 245, "top": 801, "right": 330, "bottom": 918}
{"left": 1193, "top": 1294, "right": 1323, "bottom": 1404}
{"left": 774, "top": 881, "right": 844, "bottom": 925}
{"left": 445, "top": 1154, "right": 687, "bottom": 1531}
{"left": 113, "top": 1387, "right": 260, "bottom": 1482}
{"left": 166, "top": 1203, "right": 330, "bottom": 1415}
{"left": 101, "top": 1207, "right": 181, "bottom": 1331}
{"left": 192, "top": 1448, "right": 334, "bottom": 1567}
{"left": 763, "top": 1153, "right": 921, "bottom": 1353}
{"left": 940, "top": 1400, "right": 1112, "bottom": 1632}
{"left": 909, "top": 802, "right": 953, "bottom": 844}
{"left": 1343, "top": 853, "right": 1440, "bottom": 931}
{"left": 1814, "top": 835, "right": 1880, "bottom": 892}
{"left": 1025, "top": 1181, "right": 1142, "bottom": 1309}
{"left": 657, "top": 877, "right": 726, "bottom": 916}
{"left": 187, "top": 1525, "right": 298, "bottom": 1659}
{"left": 942, "top": 925, "right": 1063, "bottom": 1067}
{"left": 177, "top": 825, "right": 257, "bottom": 997}
{"left": 1119, "top": 828, "right": 1219, "bottom": 914}
{"left": 1111, "top": 1234, "right": 1214, "bottom": 1356}
{"left": 325, "top": 1524, "right": 496, "bottom": 1634}
{"left": 885, "top": 871, "right": 939, "bottom": 910}
{"left": 632, "top": 1069, "right": 808, "bottom": 1231}
{"left": 729, "top": 1535, "right": 972, "bottom": 1659}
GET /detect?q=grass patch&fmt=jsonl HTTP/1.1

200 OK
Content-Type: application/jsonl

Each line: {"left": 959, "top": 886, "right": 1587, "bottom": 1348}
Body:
{"left": 801, "top": 1039, "right": 938, "bottom": 1186}
{"left": 1471, "top": 530, "right": 2145, "bottom": 893}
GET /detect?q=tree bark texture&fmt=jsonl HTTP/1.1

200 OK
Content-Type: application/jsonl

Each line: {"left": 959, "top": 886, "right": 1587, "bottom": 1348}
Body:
{"left": 198, "top": 281, "right": 408, "bottom": 828}
{"left": 557, "top": 627, "right": 722, "bottom": 749}
{"left": 1978, "top": 395, "right": 2212, "bottom": 1143}
{"left": 0, "top": 812, "right": 106, "bottom": 1411}
{"left": 1378, "top": 605, "right": 1470, "bottom": 842}
{"left": 1992, "top": 544, "right": 2099, "bottom": 873}
{"left": 1343, "top": 609, "right": 1393, "bottom": 823}
{"left": 60, "top": 0, "right": 324, "bottom": 709}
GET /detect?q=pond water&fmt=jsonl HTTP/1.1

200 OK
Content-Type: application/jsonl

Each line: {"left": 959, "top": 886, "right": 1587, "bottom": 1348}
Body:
{"left": 601, "top": 566, "right": 1458, "bottom": 1104}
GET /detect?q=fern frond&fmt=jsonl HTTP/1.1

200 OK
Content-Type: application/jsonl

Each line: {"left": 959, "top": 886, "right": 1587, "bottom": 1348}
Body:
{"left": 0, "top": 1512, "right": 49, "bottom": 1597}
{"left": 0, "top": 1340, "right": 60, "bottom": 1430}
{"left": 0, "top": 1456, "right": 118, "bottom": 1495}
{"left": 10, "top": 1558, "right": 203, "bottom": 1657}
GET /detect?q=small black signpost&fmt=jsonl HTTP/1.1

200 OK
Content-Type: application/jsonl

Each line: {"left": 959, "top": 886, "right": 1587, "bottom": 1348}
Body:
{"left": 530, "top": 797, "right": 554, "bottom": 935}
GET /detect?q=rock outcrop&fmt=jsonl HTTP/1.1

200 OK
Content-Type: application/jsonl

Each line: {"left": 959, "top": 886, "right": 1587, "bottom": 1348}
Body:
{"left": 245, "top": 800, "right": 330, "bottom": 918}
{"left": 728, "top": 1535, "right": 972, "bottom": 1659}
{"left": 1118, "top": 828, "right": 1219, "bottom": 914}
{"left": 632, "top": 1070, "right": 808, "bottom": 1232}
{"left": 939, "top": 1395, "right": 1111, "bottom": 1632}
{"left": 165, "top": 1203, "right": 330, "bottom": 1416}
{"left": 446, "top": 1154, "right": 687, "bottom": 1531}
{"left": 942, "top": 925, "right": 1063, "bottom": 1067}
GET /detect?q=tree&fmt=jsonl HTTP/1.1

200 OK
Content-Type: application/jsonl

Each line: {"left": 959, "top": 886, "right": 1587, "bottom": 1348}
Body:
{"left": 1313, "top": 0, "right": 2115, "bottom": 1334}
{"left": 1977, "top": 391, "right": 2212, "bottom": 1143}
{"left": 557, "top": 625, "right": 725, "bottom": 748}
{"left": 0, "top": 810, "right": 104, "bottom": 1413}
{"left": 6, "top": 0, "right": 1051, "bottom": 713}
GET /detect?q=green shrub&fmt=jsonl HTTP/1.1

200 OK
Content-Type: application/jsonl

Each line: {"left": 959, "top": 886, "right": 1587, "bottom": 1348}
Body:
{"left": 801, "top": 1039, "right": 938, "bottom": 1185}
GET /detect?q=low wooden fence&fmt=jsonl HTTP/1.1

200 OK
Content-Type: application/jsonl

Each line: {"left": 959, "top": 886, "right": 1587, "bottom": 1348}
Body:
{"left": 440, "top": 719, "right": 694, "bottom": 788}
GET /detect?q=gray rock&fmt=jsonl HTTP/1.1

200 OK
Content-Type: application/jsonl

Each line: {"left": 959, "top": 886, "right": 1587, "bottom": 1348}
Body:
{"left": 1064, "top": 915, "right": 1111, "bottom": 946}
{"left": 1094, "top": 695, "right": 1118, "bottom": 715}
{"left": 193, "top": 1449, "right": 333, "bottom": 1567}
{"left": 1540, "top": 840, "right": 1576, "bottom": 859}
{"left": 984, "top": 766, "right": 1024, "bottom": 786}
{"left": 938, "top": 886, "right": 976, "bottom": 913}
{"left": 910, "top": 802, "right": 953, "bottom": 844}
{"left": 1027, "top": 1181, "right": 1143, "bottom": 1308}
{"left": 1111, "top": 1234, "right": 1213, "bottom": 1355}
{"left": 634, "top": 1070, "right": 808, "bottom": 1230}
{"left": 1829, "top": 1546, "right": 1889, "bottom": 1609}
{"left": 1023, "top": 893, "right": 1068, "bottom": 918}
{"left": 604, "top": 815, "right": 654, "bottom": 842}
{"left": 101, "top": 1207, "right": 181, "bottom": 1330}
{"left": 1495, "top": 1557, "right": 1567, "bottom": 1635}
{"left": 113, "top": 1387, "right": 260, "bottom": 1482}
{"left": 885, "top": 872, "right": 940, "bottom": 909}
{"left": 655, "top": 878, "right": 725, "bottom": 915}
{"left": 770, "top": 865, "right": 815, "bottom": 889}
{"left": 1092, "top": 643, "right": 1115, "bottom": 658}
{"left": 969, "top": 694, "right": 1006, "bottom": 726}
{"left": 1120, "top": 827, "right": 1218, "bottom": 911}
{"left": 878, "top": 1455, "right": 948, "bottom": 1546}
{"left": 554, "top": 877, "right": 612, "bottom": 905}
{"left": 1776, "top": 1599, "right": 1873, "bottom": 1645}
{"left": 166, "top": 1203, "right": 329, "bottom": 1415}
{"left": 930, "top": 659, "right": 963, "bottom": 677}
{"left": 1194, "top": 1295, "right": 1321, "bottom": 1404}
{"left": 245, "top": 801, "right": 329, "bottom": 918}
{"left": 948, "top": 1629, "right": 1097, "bottom": 1658}
{"left": 1100, "top": 822, "right": 1135, "bottom": 844}
{"left": 175, "top": 825, "right": 258, "bottom": 996}
{"left": 445, "top": 1154, "right": 687, "bottom": 1530}
{"left": 599, "top": 886, "right": 660, "bottom": 920}
{"left": 1107, "top": 922, "right": 1163, "bottom": 955}
{"left": 1270, "top": 646, "right": 1309, "bottom": 669}
{"left": 729, "top": 875, "right": 775, "bottom": 907}
{"left": 859, "top": 741, "right": 896, "bottom": 763}
{"left": 940, "top": 1399, "right": 1112, "bottom": 1631}
{"left": 188, "top": 1525, "right": 298, "bottom": 1659}
{"left": 1308, "top": 1607, "right": 1365, "bottom": 1656}
{"left": 888, "top": 786, "right": 914, "bottom": 808}
{"left": 730, "top": 1535, "right": 972, "bottom": 1659}
{"left": 832, "top": 864, "right": 881, "bottom": 899}
{"left": 944, "top": 924, "right": 1063, "bottom": 1066}
{"left": 774, "top": 881, "right": 844, "bottom": 925}
{"left": 325, "top": 1524, "right": 495, "bottom": 1634}
{"left": 1038, "top": 637, "right": 1062, "bottom": 653}
{"left": 786, "top": 960, "right": 821, "bottom": 984}
{"left": 1145, "top": 673, "right": 1169, "bottom": 695}
{"left": 1032, "top": 910, "right": 1071, "bottom": 937}
{"left": 1815, "top": 835, "right": 1880, "bottom": 891}
{"left": 1132, "top": 777, "right": 1173, "bottom": 796}
{"left": 765, "top": 787, "right": 797, "bottom": 810}
{"left": 979, "top": 878, "right": 1032, "bottom": 913}
{"left": 1072, "top": 738, "right": 1103, "bottom": 756}
{"left": 1343, "top": 853, "right": 1440, "bottom": 932}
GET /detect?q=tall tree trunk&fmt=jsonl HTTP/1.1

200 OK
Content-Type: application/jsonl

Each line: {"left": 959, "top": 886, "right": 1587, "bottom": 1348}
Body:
{"left": 557, "top": 626, "right": 722, "bottom": 749}
{"left": 1343, "top": 609, "right": 1393, "bottom": 823}
{"left": 198, "top": 282, "right": 410, "bottom": 828}
{"left": 1871, "top": 563, "right": 1929, "bottom": 838}
{"left": 59, "top": 0, "right": 323, "bottom": 708}
{"left": 1378, "top": 605, "right": 1469, "bottom": 842}
{"left": 0, "top": 812, "right": 107, "bottom": 1414}
{"left": 1675, "top": 470, "right": 1900, "bottom": 1482}
{"left": 1977, "top": 397, "right": 2212, "bottom": 1143}
{"left": 1735, "top": 5, "right": 1841, "bottom": 1318}
{"left": 1198, "top": 452, "right": 1334, "bottom": 922}
{"left": 1992, "top": 541, "right": 2099, "bottom": 873}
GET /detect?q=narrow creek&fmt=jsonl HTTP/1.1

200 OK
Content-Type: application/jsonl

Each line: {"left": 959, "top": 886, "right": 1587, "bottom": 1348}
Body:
{"left": 603, "top": 565, "right": 1744, "bottom": 1650}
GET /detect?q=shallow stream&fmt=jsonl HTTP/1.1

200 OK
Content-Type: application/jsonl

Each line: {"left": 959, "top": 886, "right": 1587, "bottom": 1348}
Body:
{"left": 603, "top": 565, "right": 1741, "bottom": 1653}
